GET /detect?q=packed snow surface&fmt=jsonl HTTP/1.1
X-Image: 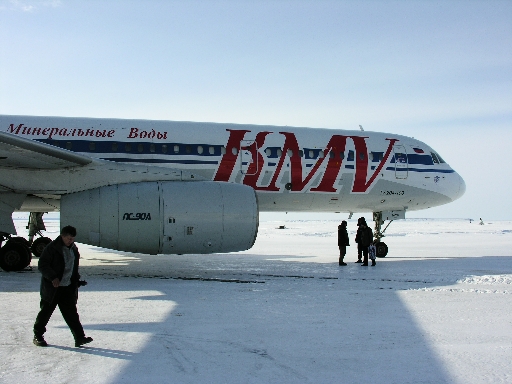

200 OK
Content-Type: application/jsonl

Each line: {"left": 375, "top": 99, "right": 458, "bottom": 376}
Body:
{"left": 1, "top": 217, "right": 511, "bottom": 383}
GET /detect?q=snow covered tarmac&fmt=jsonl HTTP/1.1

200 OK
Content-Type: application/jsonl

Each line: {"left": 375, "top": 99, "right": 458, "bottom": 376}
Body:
{"left": 1, "top": 218, "right": 511, "bottom": 383}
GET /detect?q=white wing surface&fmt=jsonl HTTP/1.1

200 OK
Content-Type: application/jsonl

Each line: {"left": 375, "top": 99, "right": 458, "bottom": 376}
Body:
{"left": 0, "top": 131, "right": 92, "bottom": 169}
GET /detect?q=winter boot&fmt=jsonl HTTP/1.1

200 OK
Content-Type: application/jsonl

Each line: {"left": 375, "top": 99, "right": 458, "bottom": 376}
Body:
{"left": 33, "top": 336, "right": 48, "bottom": 347}
{"left": 75, "top": 336, "right": 93, "bottom": 348}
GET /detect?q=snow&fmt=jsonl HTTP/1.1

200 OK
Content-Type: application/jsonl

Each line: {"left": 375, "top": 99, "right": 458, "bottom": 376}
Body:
{"left": 1, "top": 217, "right": 511, "bottom": 383}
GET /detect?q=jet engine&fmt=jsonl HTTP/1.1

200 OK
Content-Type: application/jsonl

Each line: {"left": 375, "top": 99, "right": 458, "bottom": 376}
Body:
{"left": 60, "top": 181, "right": 259, "bottom": 254}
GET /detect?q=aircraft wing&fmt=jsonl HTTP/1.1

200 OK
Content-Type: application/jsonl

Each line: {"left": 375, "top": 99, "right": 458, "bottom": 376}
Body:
{"left": 0, "top": 131, "right": 92, "bottom": 169}
{"left": 0, "top": 130, "right": 196, "bottom": 196}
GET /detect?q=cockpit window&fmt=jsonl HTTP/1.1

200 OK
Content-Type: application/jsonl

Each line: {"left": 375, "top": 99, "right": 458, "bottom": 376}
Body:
{"left": 431, "top": 152, "right": 446, "bottom": 164}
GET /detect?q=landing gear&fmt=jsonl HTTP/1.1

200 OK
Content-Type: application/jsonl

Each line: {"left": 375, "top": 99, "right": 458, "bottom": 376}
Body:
{"left": 0, "top": 237, "right": 32, "bottom": 271}
{"left": 0, "top": 212, "right": 50, "bottom": 271}
{"left": 24, "top": 212, "right": 52, "bottom": 257}
{"left": 31, "top": 236, "right": 52, "bottom": 258}
{"left": 374, "top": 241, "right": 388, "bottom": 258}
{"left": 372, "top": 211, "right": 393, "bottom": 258}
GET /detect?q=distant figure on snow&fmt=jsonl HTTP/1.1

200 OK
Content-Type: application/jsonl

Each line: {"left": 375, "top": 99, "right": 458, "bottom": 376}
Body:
{"left": 479, "top": 218, "right": 485, "bottom": 225}
{"left": 337, "top": 221, "right": 350, "bottom": 266}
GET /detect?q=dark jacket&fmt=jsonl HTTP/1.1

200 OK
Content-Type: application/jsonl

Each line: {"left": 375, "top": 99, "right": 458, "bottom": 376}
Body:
{"left": 338, "top": 226, "right": 350, "bottom": 247}
{"left": 355, "top": 226, "right": 363, "bottom": 244}
{"left": 38, "top": 236, "right": 80, "bottom": 303}
{"left": 360, "top": 226, "right": 374, "bottom": 247}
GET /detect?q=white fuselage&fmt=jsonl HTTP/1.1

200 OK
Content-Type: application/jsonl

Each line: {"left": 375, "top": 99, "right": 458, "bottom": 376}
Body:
{"left": 0, "top": 115, "right": 465, "bottom": 215}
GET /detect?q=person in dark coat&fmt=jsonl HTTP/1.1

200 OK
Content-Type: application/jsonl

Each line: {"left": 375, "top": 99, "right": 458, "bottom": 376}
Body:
{"left": 337, "top": 220, "right": 350, "bottom": 266}
{"left": 360, "top": 221, "right": 374, "bottom": 266}
{"left": 354, "top": 217, "right": 366, "bottom": 263}
{"left": 33, "top": 225, "right": 93, "bottom": 347}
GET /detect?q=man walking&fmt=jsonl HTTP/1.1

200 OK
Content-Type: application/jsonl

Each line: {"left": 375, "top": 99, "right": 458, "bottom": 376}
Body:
{"left": 33, "top": 225, "right": 93, "bottom": 347}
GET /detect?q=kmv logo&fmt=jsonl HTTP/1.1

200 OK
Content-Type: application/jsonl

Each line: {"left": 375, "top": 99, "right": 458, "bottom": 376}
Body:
{"left": 214, "top": 129, "right": 398, "bottom": 194}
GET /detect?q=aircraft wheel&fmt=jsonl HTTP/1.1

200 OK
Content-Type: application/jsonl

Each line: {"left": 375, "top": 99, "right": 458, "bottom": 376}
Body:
{"left": 375, "top": 241, "right": 388, "bottom": 258}
{"left": 31, "top": 237, "right": 52, "bottom": 258}
{"left": 9, "top": 236, "right": 31, "bottom": 247}
{"left": 0, "top": 240, "right": 32, "bottom": 271}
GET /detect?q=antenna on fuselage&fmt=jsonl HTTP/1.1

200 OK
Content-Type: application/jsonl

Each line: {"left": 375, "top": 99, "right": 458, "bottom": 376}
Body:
{"left": 359, "top": 125, "right": 364, "bottom": 131}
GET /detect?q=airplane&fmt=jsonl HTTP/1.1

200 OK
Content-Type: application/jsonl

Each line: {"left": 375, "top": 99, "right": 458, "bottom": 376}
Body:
{"left": 0, "top": 115, "right": 465, "bottom": 271}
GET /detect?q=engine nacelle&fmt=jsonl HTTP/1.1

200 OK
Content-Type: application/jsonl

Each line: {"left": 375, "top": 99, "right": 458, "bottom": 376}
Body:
{"left": 60, "top": 181, "right": 259, "bottom": 254}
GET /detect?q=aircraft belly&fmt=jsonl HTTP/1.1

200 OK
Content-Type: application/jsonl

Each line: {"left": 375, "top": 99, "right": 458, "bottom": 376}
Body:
{"left": 257, "top": 192, "right": 314, "bottom": 212}
{"left": 348, "top": 179, "right": 452, "bottom": 212}
{"left": 256, "top": 177, "right": 452, "bottom": 213}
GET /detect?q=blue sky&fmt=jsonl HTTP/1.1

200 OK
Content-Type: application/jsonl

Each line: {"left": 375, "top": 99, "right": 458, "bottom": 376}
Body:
{"left": 1, "top": 0, "right": 511, "bottom": 220}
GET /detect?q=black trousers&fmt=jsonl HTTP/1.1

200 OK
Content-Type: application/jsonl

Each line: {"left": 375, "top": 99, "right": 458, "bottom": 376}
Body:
{"left": 357, "top": 243, "right": 363, "bottom": 260}
{"left": 362, "top": 246, "right": 369, "bottom": 264}
{"left": 34, "top": 285, "right": 85, "bottom": 340}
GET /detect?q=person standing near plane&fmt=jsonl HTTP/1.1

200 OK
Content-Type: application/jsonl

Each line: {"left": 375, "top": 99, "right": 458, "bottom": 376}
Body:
{"left": 33, "top": 225, "right": 93, "bottom": 348}
{"left": 360, "top": 221, "right": 374, "bottom": 266}
{"left": 337, "top": 221, "right": 350, "bottom": 266}
{"left": 354, "top": 217, "right": 366, "bottom": 263}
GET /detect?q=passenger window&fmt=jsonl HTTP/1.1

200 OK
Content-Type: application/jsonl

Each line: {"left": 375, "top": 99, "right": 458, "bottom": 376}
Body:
{"left": 309, "top": 150, "right": 314, "bottom": 158}
{"left": 138, "top": 144, "right": 144, "bottom": 153}
{"left": 431, "top": 152, "right": 439, "bottom": 164}
{"left": 232, "top": 147, "right": 238, "bottom": 155}
{"left": 112, "top": 143, "right": 118, "bottom": 152}
{"left": 221, "top": 146, "right": 226, "bottom": 155}
{"left": 371, "top": 152, "right": 383, "bottom": 162}
{"left": 347, "top": 150, "right": 354, "bottom": 161}
{"left": 277, "top": 149, "right": 282, "bottom": 157}
{"left": 186, "top": 145, "right": 192, "bottom": 154}
{"left": 162, "top": 144, "right": 168, "bottom": 154}
{"left": 66, "top": 142, "right": 72, "bottom": 150}
{"left": 209, "top": 146, "right": 215, "bottom": 155}
{"left": 174, "top": 145, "right": 179, "bottom": 153}
{"left": 359, "top": 152, "right": 365, "bottom": 160}
{"left": 197, "top": 146, "right": 203, "bottom": 154}
{"left": 89, "top": 142, "right": 95, "bottom": 151}
{"left": 125, "top": 143, "right": 131, "bottom": 152}
{"left": 265, "top": 148, "right": 272, "bottom": 157}
{"left": 340, "top": 152, "right": 344, "bottom": 159}
{"left": 287, "top": 149, "right": 293, "bottom": 157}
{"left": 319, "top": 151, "right": 324, "bottom": 158}
{"left": 298, "top": 150, "right": 303, "bottom": 158}
{"left": 150, "top": 144, "right": 155, "bottom": 153}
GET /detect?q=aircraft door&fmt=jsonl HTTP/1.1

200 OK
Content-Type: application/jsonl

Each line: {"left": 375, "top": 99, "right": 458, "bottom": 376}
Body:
{"left": 240, "top": 140, "right": 259, "bottom": 176}
{"left": 393, "top": 144, "right": 408, "bottom": 179}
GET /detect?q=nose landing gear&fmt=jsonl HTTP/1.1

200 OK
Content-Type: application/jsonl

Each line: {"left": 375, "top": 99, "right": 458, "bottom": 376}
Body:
{"left": 373, "top": 211, "right": 393, "bottom": 258}
{"left": 27, "top": 212, "right": 52, "bottom": 258}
